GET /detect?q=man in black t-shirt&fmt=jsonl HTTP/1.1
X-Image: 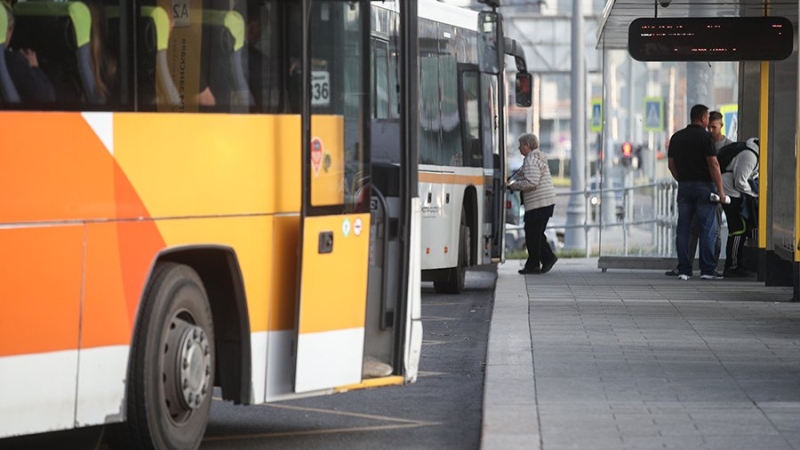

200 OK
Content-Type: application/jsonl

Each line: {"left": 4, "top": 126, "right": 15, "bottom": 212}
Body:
{"left": 667, "top": 104, "right": 727, "bottom": 280}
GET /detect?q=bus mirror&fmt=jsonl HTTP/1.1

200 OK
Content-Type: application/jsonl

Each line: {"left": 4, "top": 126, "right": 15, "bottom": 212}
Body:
{"left": 478, "top": 11, "right": 502, "bottom": 74}
{"left": 515, "top": 72, "right": 532, "bottom": 108}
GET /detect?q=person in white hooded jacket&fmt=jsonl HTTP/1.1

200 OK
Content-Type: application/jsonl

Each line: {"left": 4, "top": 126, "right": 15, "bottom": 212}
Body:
{"left": 719, "top": 137, "right": 759, "bottom": 277}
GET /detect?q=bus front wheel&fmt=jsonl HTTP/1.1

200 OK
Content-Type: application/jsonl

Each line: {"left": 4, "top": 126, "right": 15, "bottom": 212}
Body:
{"left": 112, "top": 263, "right": 215, "bottom": 450}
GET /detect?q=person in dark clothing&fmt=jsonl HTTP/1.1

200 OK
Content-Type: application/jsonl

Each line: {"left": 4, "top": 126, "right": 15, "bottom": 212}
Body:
{"left": 667, "top": 104, "right": 727, "bottom": 280}
{"left": 3, "top": 3, "right": 55, "bottom": 103}
{"left": 246, "top": 0, "right": 267, "bottom": 111}
{"left": 665, "top": 110, "right": 728, "bottom": 277}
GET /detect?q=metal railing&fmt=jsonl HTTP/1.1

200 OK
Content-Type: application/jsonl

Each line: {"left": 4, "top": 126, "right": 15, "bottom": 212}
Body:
{"left": 506, "top": 177, "right": 680, "bottom": 257}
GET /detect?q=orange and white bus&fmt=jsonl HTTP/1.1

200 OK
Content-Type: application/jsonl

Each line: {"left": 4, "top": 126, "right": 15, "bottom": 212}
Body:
{"left": 0, "top": 0, "right": 522, "bottom": 447}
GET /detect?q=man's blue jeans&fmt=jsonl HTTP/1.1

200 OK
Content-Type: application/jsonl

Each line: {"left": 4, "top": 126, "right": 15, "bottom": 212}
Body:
{"left": 676, "top": 181, "right": 719, "bottom": 276}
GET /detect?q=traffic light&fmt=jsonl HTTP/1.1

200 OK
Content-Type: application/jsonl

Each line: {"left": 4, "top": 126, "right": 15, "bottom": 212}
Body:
{"left": 622, "top": 142, "right": 632, "bottom": 157}
{"left": 621, "top": 142, "right": 633, "bottom": 166}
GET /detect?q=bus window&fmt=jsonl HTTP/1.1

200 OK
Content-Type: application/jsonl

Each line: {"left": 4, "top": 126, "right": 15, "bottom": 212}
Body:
{"left": 244, "top": 0, "right": 281, "bottom": 113}
{"left": 10, "top": 0, "right": 123, "bottom": 109}
{"left": 461, "top": 70, "right": 481, "bottom": 167}
{"left": 439, "top": 23, "right": 462, "bottom": 167}
{"left": 481, "top": 73, "right": 498, "bottom": 162}
{"left": 372, "top": 39, "right": 390, "bottom": 119}
{"left": 197, "top": 4, "right": 254, "bottom": 112}
{"left": 306, "top": 1, "right": 368, "bottom": 212}
{"left": 418, "top": 17, "right": 440, "bottom": 165}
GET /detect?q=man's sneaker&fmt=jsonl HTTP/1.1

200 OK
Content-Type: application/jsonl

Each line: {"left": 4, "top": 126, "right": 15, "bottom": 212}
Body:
{"left": 665, "top": 268, "right": 680, "bottom": 276}
{"left": 678, "top": 274, "right": 689, "bottom": 281}
{"left": 723, "top": 267, "right": 751, "bottom": 278}
{"left": 700, "top": 272, "right": 724, "bottom": 280}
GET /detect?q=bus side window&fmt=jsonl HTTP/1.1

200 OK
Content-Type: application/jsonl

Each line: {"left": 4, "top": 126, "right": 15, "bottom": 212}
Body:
{"left": 1, "top": 1, "right": 22, "bottom": 104}
{"left": 244, "top": 0, "right": 285, "bottom": 113}
{"left": 109, "top": 3, "right": 179, "bottom": 110}
{"left": 199, "top": 7, "right": 253, "bottom": 112}
{"left": 12, "top": 0, "right": 117, "bottom": 108}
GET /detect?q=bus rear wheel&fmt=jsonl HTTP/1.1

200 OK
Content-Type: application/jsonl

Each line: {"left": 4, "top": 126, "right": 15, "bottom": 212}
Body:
{"left": 111, "top": 263, "right": 215, "bottom": 450}
{"left": 434, "top": 213, "right": 470, "bottom": 294}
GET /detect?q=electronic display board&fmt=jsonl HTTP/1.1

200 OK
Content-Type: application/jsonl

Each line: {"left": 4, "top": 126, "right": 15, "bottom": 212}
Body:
{"left": 628, "top": 17, "right": 793, "bottom": 62}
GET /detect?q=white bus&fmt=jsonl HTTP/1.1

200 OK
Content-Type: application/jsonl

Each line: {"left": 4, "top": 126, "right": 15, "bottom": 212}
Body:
{"left": 370, "top": 1, "right": 531, "bottom": 294}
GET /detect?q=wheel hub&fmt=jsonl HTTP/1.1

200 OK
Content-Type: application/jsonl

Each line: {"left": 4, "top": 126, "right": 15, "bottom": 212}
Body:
{"left": 164, "top": 317, "right": 212, "bottom": 422}
{"left": 177, "top": 325, "right": 211, "bottom": 410}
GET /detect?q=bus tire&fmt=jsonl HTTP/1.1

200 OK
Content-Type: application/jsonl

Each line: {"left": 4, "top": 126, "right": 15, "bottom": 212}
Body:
{"left": 113, "top": 262, "right": 215, "bottom": 450}
{"left": 434, "top": 213, "right": 469, "bottom": 294}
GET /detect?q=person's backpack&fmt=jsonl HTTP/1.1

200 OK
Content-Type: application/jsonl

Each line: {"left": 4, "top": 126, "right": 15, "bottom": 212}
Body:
{"left": 716, "top": 141, "right": 758, "bottom": 173}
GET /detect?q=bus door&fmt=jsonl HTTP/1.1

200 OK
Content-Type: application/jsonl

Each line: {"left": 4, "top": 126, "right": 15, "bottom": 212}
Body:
{"left": 480, "top": 73, "right": 503, "bottom": 261}
{"left": 361, "top": 0, "right": 425, "bottom": 384}
{"left": 294, "top": 0, "right": 373, "bottom": 394}
{"left": 478, "top": 11, "right": 505, "bottom": 261}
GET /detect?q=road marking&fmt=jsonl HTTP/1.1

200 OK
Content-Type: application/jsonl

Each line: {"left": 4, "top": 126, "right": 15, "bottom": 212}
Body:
{"left": 203, "top": 403, "right": 441, "bottom": 442}
{"left": 421, "top": 316, "right": 457, "bottom": 321}
{"left": 203, "top": 422, "right": 439, "bottom": 442}
{"left": 417, "top": 370, "right": 448, "bottom": 377}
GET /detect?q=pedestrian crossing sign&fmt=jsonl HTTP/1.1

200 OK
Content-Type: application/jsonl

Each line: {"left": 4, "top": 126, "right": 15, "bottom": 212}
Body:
{"left": 643, "top": 97, "right": 664, "bottom": 132}
{"left": 590, "top": 99, "right": 602, "bottom": 133}
{"left": 719, "top": 103, "right": 738, "bottom": 141}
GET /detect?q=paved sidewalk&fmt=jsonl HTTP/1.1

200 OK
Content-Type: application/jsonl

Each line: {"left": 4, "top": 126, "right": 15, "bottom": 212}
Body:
{"left": 482, "top": 258, "right": 800, "bottom": 450}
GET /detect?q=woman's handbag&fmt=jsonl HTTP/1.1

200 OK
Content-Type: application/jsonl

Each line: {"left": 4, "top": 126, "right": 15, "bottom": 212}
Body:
{"left": 506, "top": 189, "right": 521, "bottom": 225}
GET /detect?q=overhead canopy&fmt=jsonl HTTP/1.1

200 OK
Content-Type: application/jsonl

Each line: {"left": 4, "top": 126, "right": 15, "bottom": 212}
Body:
{"left": 596, "top": 0, "right": 793, "bottom": 50}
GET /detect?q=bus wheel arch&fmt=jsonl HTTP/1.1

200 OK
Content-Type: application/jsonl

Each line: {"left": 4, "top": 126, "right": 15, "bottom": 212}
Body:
{"left": 431, "top": 189, "right": 478, "bottom": 294}
{"left": 156, "top": 246, "right": 252, "bottom": 406}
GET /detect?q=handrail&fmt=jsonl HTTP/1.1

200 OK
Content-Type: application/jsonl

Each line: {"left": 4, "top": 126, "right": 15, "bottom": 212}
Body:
{"left": 505, "top": 177, "right": 681, "bottom": 257}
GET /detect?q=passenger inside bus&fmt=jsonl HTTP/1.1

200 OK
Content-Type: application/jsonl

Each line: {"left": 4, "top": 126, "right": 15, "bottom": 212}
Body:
{"left": 84, "top": 0, "right": 117, "bottom": 103}
{"left": 104, "top": 0, "right": 180, "bottom": 110}
{"left": 10, "top": 0, "right": 116, "bottom": 106}
{"left": 245, "top": 0, "right": 267, "bottom": 111}
{"left": 2, "top": 1, "right": 55, "bottom": 103}
{"left": 198, "top": 0, "right": 254, "bottom": 112}
{"left": 0, "top": 1, "right": 16, "bottom": 103}
{"left": 245, "top": 0, "right": 301, "bottom": 113}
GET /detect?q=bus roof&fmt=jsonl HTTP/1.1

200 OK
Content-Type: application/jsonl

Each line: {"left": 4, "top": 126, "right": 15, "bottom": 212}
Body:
{"left": 372, "top": 0, "right": 479, "bottom": 32}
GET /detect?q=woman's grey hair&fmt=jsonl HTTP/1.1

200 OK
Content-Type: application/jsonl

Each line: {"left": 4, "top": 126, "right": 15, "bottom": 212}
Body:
{"left": 518, "top": 133, "right": 539, "bottom": 149}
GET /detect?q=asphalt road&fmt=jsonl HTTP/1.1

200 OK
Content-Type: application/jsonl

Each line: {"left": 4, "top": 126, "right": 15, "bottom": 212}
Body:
{"left": 200, "top": 266, "right": 497, "bottom": 450}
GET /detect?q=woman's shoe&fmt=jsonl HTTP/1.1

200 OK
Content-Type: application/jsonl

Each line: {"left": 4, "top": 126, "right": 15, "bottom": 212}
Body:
{"left": 518, "top": 268, "right": 541, "bottom": 275}
{"left": 540, "top": 256, "right": 558, "bottom": 273}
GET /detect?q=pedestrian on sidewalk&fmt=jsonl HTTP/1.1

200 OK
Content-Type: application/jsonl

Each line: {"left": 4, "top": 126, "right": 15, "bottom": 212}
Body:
{"left": 667, "top": 104, "right": 727, "bottom": 280}
{"left": 665, "top": 110, "right": 728, "bottom": 277}
{"left": 719, "top": 137, "right": 760, "bottom": 277}
{"left": 507, "top": 133, "right": 558, "bottom": 275}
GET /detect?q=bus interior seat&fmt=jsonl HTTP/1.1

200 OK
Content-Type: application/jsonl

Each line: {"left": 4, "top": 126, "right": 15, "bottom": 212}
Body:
{"left": 202, "top": 9, "right": 253, "bottom": 112}
{"left": 106, "top": 5, "right": 180, "bottom": 109}
{"left": 0, "top": 2, "right": 21, "bottom": 103}
{"left": 143, "top": 6, "right": 180, "bottom": 107}
{"left": 11, "top": 1, "right": 103, "bottom": 104}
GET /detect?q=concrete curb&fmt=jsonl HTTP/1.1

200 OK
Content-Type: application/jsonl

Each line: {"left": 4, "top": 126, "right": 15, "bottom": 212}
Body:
{"left": 480, "top": 263, "right": 541, "bottom": 450}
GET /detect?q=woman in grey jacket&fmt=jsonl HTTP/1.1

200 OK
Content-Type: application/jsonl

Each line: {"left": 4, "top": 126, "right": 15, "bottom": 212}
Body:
{"left": 507, "top": 133, "right": 558, "bottom": 274}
